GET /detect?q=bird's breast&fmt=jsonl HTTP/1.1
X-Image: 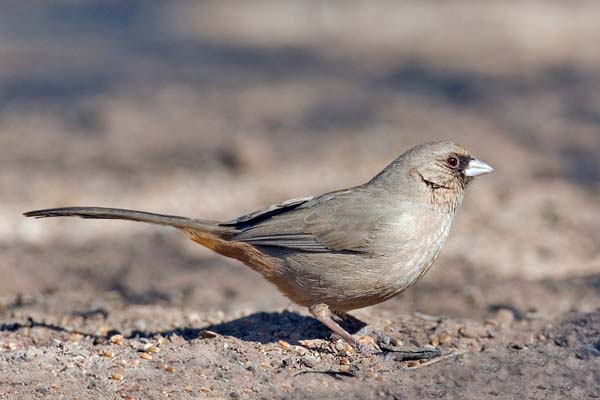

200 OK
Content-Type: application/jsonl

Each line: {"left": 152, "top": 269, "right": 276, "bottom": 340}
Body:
{"left": 379, "top": 211, "right": 454, "bottom": 295}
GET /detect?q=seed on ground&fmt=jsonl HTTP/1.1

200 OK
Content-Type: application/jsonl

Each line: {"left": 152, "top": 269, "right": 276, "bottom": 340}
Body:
{"left": 139, "top": 353, "right": 153, "bottom": 361}
{"left": 340, "top": 357, "right": 350, "bottom": 366}
{"left": 406, "top": 360, "right": 420, "bottom": 368}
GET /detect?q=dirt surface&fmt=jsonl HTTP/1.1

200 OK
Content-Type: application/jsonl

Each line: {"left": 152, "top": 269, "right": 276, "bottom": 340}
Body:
{"left": 1, "top": 1, "right": 600, "bottom": 399}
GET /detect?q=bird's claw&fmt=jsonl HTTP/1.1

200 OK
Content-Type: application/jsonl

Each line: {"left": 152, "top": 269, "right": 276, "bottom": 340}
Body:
{"left": 354, "top": 335, "right": 381, "bottom": 355}
{"left": 379, "top": 343, "right": 441, "bottom": 361}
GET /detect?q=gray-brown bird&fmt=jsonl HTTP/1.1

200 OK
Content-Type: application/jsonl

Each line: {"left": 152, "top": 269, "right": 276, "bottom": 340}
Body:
{"left": 24, "top": 141, "right": 493, "bottom": 350}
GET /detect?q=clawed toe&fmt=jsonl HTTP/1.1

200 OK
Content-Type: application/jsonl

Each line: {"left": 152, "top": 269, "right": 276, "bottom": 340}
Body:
{"left": 356, "top": 341, "right": 379, "bottom": 355}
{"left": 379, "top": 343, "right": 441, "bottom": 361}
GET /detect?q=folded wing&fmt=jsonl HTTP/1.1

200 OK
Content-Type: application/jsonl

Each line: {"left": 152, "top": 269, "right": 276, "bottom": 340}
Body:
{"left": 224, "top": 187, "right": 383, "bottom": 253}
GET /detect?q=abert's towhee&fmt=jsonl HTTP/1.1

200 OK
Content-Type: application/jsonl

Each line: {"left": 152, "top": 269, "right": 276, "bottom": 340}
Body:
{"left": 25, "top": 141, "right": 493, "bottom": 350}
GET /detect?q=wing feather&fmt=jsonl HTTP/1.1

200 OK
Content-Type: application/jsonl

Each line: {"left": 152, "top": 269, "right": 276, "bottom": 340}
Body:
{"left": 229, "top": 187, "right": 384, "bottom": 253}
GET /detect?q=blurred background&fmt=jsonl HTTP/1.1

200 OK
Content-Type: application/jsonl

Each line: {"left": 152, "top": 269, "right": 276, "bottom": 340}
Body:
{"left": 2, "top": 1, "right": 599, "bottom": 320}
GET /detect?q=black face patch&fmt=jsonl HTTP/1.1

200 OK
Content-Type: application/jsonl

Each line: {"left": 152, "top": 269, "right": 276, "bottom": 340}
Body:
{"left": 457, "top": 155, "right": 473, "bottom": 173}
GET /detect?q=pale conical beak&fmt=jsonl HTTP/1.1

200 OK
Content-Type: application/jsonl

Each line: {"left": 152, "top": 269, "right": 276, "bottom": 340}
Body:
{"left": 464, "top": 158, "right": 494, "bottom": 177}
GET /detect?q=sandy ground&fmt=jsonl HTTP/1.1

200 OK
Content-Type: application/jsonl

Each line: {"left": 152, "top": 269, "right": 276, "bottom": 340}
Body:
{"left": 1, "top": 1, "right": 599, "bottom": 399}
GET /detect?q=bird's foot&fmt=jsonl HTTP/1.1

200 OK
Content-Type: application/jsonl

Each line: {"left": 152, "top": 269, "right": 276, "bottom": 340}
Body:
{"left": 328, "top": 333, "right": 380, "bottom": 355}
{"left": 379, "top": 342, "right": 441, "bottom": 361}
{"left": 354, "top": 335, "right": 381, "bottom": 354}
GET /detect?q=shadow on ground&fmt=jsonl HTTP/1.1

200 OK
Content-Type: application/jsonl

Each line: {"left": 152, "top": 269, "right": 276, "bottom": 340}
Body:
{"left": 0, "top": 310, "right": 367, "bottom": 346}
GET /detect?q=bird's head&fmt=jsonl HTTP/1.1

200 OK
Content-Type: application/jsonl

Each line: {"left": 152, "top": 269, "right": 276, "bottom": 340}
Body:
{"left": 409, "top": 141, "right": 493, "bottom": 189}
{"left": 370, "top": 141, "right": 493, "bottom": 212}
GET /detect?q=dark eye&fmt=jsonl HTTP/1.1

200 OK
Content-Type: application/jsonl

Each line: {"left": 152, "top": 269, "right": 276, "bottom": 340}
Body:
{"left": 446, "top": 156, "right": 459, "bottom": 169}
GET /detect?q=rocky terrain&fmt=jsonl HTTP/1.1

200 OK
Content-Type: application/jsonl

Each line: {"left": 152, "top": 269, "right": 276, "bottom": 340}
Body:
{"left": 0, "top": 1, "right": 599, "bottom": 399}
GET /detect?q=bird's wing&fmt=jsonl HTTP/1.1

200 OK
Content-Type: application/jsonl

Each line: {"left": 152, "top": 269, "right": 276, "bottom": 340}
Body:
{"left": 225, "top": 187, "right": 382, "bottom": 253}
{"left": 221, "top": 197, "right": 312, "bottom": 228}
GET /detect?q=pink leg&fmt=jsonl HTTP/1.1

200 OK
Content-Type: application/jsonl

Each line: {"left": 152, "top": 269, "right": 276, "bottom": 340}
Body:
{"left": 309, "top": 303, "right": 357, "bottom": 347}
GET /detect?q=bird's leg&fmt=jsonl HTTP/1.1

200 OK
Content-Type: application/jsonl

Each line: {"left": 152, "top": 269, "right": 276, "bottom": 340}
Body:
{"left": 309, "top": 304, "right": 358, "bottom": 348}
{"left": 332, "top": 311, "right": 368, "bottom": 332}
{"left": 320, "top": 309, "right": 440, "bottom": 360}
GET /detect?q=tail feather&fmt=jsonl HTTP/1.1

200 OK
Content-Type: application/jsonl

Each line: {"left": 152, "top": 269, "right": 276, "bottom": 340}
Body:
{"left": 23, "top": 207, "right": 228, "bottom": 235}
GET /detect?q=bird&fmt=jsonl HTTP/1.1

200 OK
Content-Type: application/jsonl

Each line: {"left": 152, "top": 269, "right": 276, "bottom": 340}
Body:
{"left": 24, "top": 141, "right": 493, "bottom": 351}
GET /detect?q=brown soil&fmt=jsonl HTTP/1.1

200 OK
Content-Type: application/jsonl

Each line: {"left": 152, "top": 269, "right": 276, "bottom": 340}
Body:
{"left": 1, "top": 2, "right": 599, "bottom": 399}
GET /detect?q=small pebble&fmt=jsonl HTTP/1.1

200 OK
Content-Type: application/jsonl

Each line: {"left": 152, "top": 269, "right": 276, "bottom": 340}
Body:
{"left": 244, "top": 361, "right": 257, "bottom": 372}
{"left": 201, "top": 330, "right": 219, "bottom": 339}
{"left": 169, "top": 334, "right": 186, "bottom": 345}
{"left": 458, "top": 326, "right": 479, "bottom": 338}
{"left": 406, "top": 360, "right": 420, "bottom": 368}
{"left": 495, "top": 309, "right": 515, "bottom": 325}
{"left": 338, "top": 365, "right": 350, "bottom": 373}
{"left": 537, "top": 333, "right": 546, "bottom": 342}
{"left": 298, "top": 339, "right": 323, "bottom": 349}
{"left": 93, "top": 337, "right": 106, "bottom": 345}
{"left": 366, "top": 371, "right": 378, "bottom": 379}
{"left": 143, "top": 344, "right": 159, "bottom": 353}
{"left": 278, "top": 340, "right": 291, "bottom": 349}
{"left": 69, "top": 333, "right": 83, "bottom": 342}
{"left": 110, "top": 373, "right": 124, "bottom": 381}
{"left": 334, "top": 340, "right": 353, "bottom": 355}
{"left": 438, "top": 332, "right": 452, "bottom": 344}
{"left": 109, "top": 335, "right": 124, "bottom": 345}
{"left": 101, "top": 350, "right": 114, "bottom": 358}
{"left": 301, "top": 355, "right": 317, "bottom": 368}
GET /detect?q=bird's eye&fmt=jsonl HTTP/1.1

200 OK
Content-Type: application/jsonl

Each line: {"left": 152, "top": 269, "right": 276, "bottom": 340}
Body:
{"left": 446, "top": 156, "right": 459, "bottom": 169}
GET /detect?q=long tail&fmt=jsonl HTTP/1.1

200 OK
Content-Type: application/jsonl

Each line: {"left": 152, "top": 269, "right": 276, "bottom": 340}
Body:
{"left": 23, "top": 207, "right": 229, "bottom": 235}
